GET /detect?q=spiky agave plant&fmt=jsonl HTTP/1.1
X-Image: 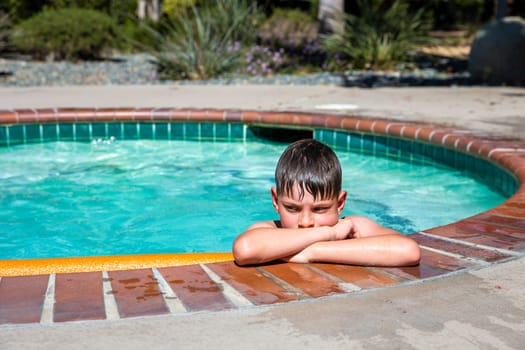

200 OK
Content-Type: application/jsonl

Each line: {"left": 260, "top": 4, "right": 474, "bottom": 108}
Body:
{"left": 321, "top": 0, "right": 432, "bottom": 70}
{"left": 145, "top": 0, "right": 263, "bottom": 80}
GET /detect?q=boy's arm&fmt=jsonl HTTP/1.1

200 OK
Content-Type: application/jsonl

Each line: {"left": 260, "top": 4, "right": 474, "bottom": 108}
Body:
{"left": 232, "top": 220, "right": 352, "bottom": 266}
{"left": 290, "top": 234, "right": 420, "bottom": 266}
{"left": 290, "top": 216, "right": 421, "bottom": 266}
{"left": 233, "top": 216, "right": 420, "bottom": 267}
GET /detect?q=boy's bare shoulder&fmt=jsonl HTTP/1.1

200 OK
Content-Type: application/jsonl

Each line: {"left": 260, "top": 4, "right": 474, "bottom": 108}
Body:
{"left": 247, "top": 220, "right": 279, "bottom": 230}
{"left": 345, "top": 215, "right": 376, "bottom": 225}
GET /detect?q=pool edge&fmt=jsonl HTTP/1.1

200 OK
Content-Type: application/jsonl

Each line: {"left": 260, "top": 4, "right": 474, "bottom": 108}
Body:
{"left": 0, "top": 253, "right": 234, "bottom": 277}
{"left": 1, "top": 108, "right": 524, "bottom": 279}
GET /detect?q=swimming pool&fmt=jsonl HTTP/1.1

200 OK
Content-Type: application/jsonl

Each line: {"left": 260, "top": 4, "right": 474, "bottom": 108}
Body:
{"left": 0, "top": 108, "right": 520, "bottom": 276}
{"left": 0, "top": 137, "right": 506, "bottom": 260}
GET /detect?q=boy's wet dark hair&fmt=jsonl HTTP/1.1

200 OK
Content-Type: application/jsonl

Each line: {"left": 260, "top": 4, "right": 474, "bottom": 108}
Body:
{"left": 275, "top": 139, "right": 342, "bottom": 200}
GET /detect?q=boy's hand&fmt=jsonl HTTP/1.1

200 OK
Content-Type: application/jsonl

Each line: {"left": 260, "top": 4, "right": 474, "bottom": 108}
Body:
{"left": 330, "top": 217, "right": 354, "bottom": 240}
{"left": 288, "top": 218, "right": 355, "bottom": 263}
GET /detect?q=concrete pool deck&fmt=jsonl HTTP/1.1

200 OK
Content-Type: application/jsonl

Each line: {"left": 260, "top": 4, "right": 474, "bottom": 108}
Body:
{"left": 1, "top": 85, "right": 525, "bottom": 349}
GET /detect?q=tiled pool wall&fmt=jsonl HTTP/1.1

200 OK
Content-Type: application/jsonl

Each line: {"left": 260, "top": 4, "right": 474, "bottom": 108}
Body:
{"left": 1, "top": 108, "right": 525, "bottom": 326}
{"left": 0, "top": 109, "right": 519, "bottom": 198}
{"left": 316, "top": 128, "right": 517, "bottom": 197}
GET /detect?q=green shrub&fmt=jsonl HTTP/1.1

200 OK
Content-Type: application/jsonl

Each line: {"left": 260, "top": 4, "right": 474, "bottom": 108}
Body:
{"left": 46, "top": 0, "right": 108, "bottom": 9}
{"left": 11, "top": 8, "right": 120, "bottom": 60}
{"left": 321, "top": 0, "right": 432, "bottom": 70}
{"left": 143, "top": 0, "right": 264, "bottom": 80}
{"left": 259, "top": 8, "right": 318, "bottom": 48}
{"left": 162, "top": 0, "right": 197, "bottom": 18}
{"left": 117, "top": 18, "right": 159, "bottom": 53}
{"left": 4, "top": 0, "right": 137, "bottom": 24}
{"left": 46, "top": 0, "right": 137, "bottom": 24}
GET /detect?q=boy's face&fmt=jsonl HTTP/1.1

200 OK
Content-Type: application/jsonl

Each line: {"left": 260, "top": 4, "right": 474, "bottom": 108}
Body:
{"left": 271, "top": 183, "right": 346, "bottom": 229}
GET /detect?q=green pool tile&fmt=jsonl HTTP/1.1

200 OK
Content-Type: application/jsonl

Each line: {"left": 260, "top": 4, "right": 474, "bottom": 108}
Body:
{"left": 442, "top": 149, "right": 454, "bottom": 167}
{"left": 433, "top": 145, "right": 446, "bottom": 164}
{"left": 244, "top": 125, "right": 257, "bottom": 140}
{"left": 230, "top": 124, "right": 245, "bottom": 140}
{"left": 139, "top": 123, "right": 154, "bottom": 139}
{"left": 399, "top": 139, "right": 412, "bottom": 153}
{"left": 404, "top": 141, "right": 430, "bottom": 164}
{"left": 106, "top": 123, "right": 122, "bottom": 140}
{"left": 214, "top": 123, "right": 230, "bottom": 140}
{"left": 475, "top": 157, "right": 491, "bottom": 177}
{"left": 361, "top": 134, "right": 375, "bottom": 153}
{"left": 464, "top": 154, "right": 476, "bottom": 174}
{"left": 91, "top": 123, "right": 107, "bottom": 139}
{"left": 399, "top": 146, "right": 415, "bottom": 161}
{"left": 154, "top": 123, "right": 169, "bottom": 140}
{"left": 415, "top": 142, "right": 430, "bottom": 159}
{"left": 422, "top": 143, "right": 435, "bottom": 159}
{"left": 386, "top": 136, "right": 402, "bottom": 153}
{"left": 386, "top": 147, "right": 401, "bottom": 159}
{"left": 349, "top": 133, "right": 362, "bottom": 150}
{"left": 200, "top": 123, "right": 214, "bottom": 140}
{"left": 492, "top": 166, "right": 509, "bottom": 190}
{"left": 335, "top": 132, "right": 349, "bottom": 150}
{"left": 0, "top": 126, "right": 7, "bottom": 146}
{"left": 184, "top": 123, "right": 200, "bottom": 139}
{"left": 485, "top": 169, "right": 505, "bottom": 196}
{"left": 328, "top": 131, "right": 338, "bottom": 145}
{"left": 469, "top": 156, "right": 481, "bottom": 175}
{"left": 123, "top": 123, "right": 139, "bottom": 140}
{"left": 25, "top": 124, "right": 41, "bottom": 142}
{"left": 373, "top": 136, "right": 388, "bottom": 154}
{"left": 59, "top": 124, "right": 74, "bottom": 141}
{"left": 494, "top": 171, "right": 505, "bottom": 192}
{"left": 7, "top": 125, "right": 24, "bottom": 144}
{"left": 42, "top": 124, "right": 58, "bottom": 141}
{"left": 315, "top": 129, "right": 334, "bottom": 146}
{"left": 170, "top": 123, "right": 184, "bottom": 139}
{"left": 428, "top": 144, "right": 439, "bottom": 159}
{"left": 312, "top": 129, "right": 323, "bottom": 141}
{"left": 75, "top": 124, "right": 91, "bottom": 141}
{"left": 505, "top": 174, "right": 519, "bottom": 196}
{"left": 409, "top": 141, "right": 421, "bottom": 158}
{"left": 452, "top": 152, "right": 466, "bottom": 171}
{"left": 440, "top": 148, "right": 455, "bottom": 168}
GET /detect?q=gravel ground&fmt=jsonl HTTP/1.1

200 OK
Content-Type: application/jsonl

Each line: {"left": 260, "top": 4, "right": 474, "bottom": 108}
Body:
{"left": 0, "top": 53, "right": 472, "bottom": 87}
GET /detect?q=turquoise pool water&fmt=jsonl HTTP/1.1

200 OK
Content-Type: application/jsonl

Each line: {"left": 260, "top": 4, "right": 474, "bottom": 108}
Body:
{"left": 0, "top": 139, "right": 505, "bottom": 260}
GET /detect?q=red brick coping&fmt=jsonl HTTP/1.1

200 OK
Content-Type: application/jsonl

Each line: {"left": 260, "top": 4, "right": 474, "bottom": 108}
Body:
{"left": 0, "top": 108, "right": 524, "bottom": 325}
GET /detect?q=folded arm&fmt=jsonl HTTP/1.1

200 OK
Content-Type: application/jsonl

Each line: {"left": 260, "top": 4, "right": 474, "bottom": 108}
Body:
{"left": 232, "top": 221, "right": 342, "bottom": 265}
{"left": 232, "top": 216, "right": 420, "bottom": 267}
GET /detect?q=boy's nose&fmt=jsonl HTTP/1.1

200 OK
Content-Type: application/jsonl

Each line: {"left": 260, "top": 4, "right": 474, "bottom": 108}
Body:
{"left": 298, "top": 212, "right": 315, "bottom": 228}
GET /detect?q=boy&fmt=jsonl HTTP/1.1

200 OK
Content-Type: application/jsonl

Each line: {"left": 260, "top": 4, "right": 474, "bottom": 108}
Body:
{"left": 233, "top": 138, "right": 421, "bottom": 266}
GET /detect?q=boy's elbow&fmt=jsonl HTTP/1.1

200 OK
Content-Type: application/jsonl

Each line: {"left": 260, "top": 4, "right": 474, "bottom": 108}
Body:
{"left": 403, "top": 239, "right": 421, "bottom": 266}
{"left": 232, "top": 237, "right": 256, "bottom": 266}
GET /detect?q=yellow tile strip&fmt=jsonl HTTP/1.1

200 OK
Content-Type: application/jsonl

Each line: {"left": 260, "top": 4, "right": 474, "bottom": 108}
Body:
{"left": 0, "top": 253, "right": 234, "bottom": 277}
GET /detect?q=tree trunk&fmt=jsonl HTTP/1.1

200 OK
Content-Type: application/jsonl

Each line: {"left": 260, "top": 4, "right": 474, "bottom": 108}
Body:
{"left": 137, "top": 0, "right": 162, "bottom": 22}
{"left": 318, "top": 0, "right": 344, "bottom": 34}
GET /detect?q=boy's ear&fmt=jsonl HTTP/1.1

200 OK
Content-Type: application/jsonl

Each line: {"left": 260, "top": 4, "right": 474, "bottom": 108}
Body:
{"left": 337, "top": 190, "right": 347, "bottom": 215}
{"left": 271, "top": 187, "right": 279, "bottom": 212}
